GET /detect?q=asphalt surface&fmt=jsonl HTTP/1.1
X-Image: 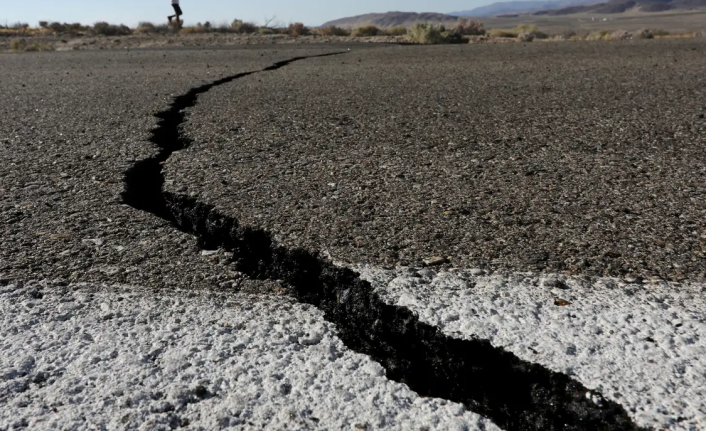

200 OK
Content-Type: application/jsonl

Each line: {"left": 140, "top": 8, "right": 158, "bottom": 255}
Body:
{"left": 167, "top": 39, "right": 706, "bottom": 281}
{"left": 0, "top": 46, "right": 343, "bottom": 291}
{"left": 1, "top": 281, "right": 499, "bottom": 431}
{"left": 1, "top": 40, "right": 706, "bottom": 430}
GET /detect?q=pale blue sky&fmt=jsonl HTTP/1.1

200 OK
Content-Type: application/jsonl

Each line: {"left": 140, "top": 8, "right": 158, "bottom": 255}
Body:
{"left": 1, "top": 1, "right": 487, "bottom": 28}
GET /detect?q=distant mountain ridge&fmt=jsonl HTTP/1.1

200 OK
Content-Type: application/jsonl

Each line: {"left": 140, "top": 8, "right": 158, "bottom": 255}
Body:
{"left": 321, "top": 12, "right": 462, "bottom": 29}
{"left": 451, "top": 0, "right": 705, "bottom": 16}
{"left": 451, "top": 0, "right": 600, "bottom": 17}
{"left": 532, "top": 0, "right": 706, "bottom": 15}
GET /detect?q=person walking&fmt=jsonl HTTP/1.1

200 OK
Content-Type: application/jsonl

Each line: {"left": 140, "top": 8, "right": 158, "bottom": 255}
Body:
{"left": 168, "top": 0, "right": 183, "bottom": 29}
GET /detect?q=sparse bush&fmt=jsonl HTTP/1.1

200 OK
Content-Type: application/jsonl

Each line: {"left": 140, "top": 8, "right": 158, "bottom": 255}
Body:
{"left": 386, "top": 25, "right": 407, "bottom": 36}
{"left": 48, "top": 22, "right": 66, "bottom": 33}
{"left": 610, "top": 30, "right": 632, "bottom": 40}
{"left": 288, "top": 22, "right": 309, "bottom": 36}
{"left": 214, "top": 22, "right": 232, "bottom": 33}
{"left": 135, "top": 22, "right": 156, "bottom": 34}
{"left": 352, "top": 25, "right": 381, "bottom": 37}
{"left": 316, "top": 25, "right": 350, "bottom": 36}
{"left": 258, "top": 27, "right": 277, "bottom": 35}
{"left": 516, "top": 24, "right": 548, "bottom": 39}
{"left": 586, "top": 30, "right": 611, "bottom": 41}
{"left": 135, "top": 21, "right": 171, "bottom": 35}
{"left": 38, "top": 21, "right": 49, "bottom": 28}
{"left": 10, "top": 39, "right": 53, "bottom": 52}
{"left": 454, "top": 19, "right": 485, "bottom": 36}
{"left": 489, "top": 28, "right": 516, "bottom": 38}
{"left": 10, "top": 39, "right": 26, "bottom": 52}
{"left": 25, "top": 42, "right": 54, "bottom": 52}
{"left": 490, "top": 24, "right": 547, "bottom": 39}
{"left": 11, "top": 22, "right": 29, "bottom": 30}
{"left": 179, "top": 26, "right": 203, "bottom": 35}
{"left": 92, "top": 22, "right": 132, "bottom": 36}
{"left": 517, "top": 31, "right": 535, "bottom": 42}
{"left": 407, "top": 23, "right": 444, "bottom": 44}
{"left": 634, "top": 28, "right": 653, "bottom": 39}
{"left": 231, "top": 19, "right": 258, "bottom": 34}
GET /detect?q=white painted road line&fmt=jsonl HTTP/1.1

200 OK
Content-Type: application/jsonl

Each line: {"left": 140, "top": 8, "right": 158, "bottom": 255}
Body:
{"left": 0, "top": 281, "right": 501, "bottom": 431}
{"left": 357, "top": 266, "right": 706, "bottom": 430}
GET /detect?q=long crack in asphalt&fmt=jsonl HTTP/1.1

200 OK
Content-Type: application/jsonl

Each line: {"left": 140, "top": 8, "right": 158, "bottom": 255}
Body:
{"left": 121, "top": 52, "right": 643, "bottom": 431}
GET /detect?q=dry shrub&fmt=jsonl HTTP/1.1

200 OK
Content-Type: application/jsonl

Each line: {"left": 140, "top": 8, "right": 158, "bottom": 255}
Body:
{"left": 586, "top": 30, "right": 611, "bottom": 41}
{"left": 10, "top": 39, "right": 26, "bottom": 52}
{"left": 610, "top": 30, "right": 632, "bottom": 40}
{"left": 135, "top": 22, "right": 159, "bottom": 34}
{"left": 407, "top": 23, "right": 444, "bottom": 44}
{"left": 45, "top": 22, "right": 89, "bottom": 35}
{"left": 92, "top": 22, "right": 132, "bottom": 36}
{"left": 258, "top": 27, "right": 277, "bottom": 35}
{"left": 386, "top": 25, "right": 407, "bottom": 36}
{"left": 455, "top": 19, "right": 485, "bottom": 35}
{"left": 517, "top": 32, "right": 534, "bottom": 42}
{"left": 352, "top": 25, "right": 381, "bottom": 37}
{"left": 10, "top": 39, "right": 53, "bottom": 52}
{"left": 633, "top": 28, "right": 653, "bottom": 39}
{"left": 231, "top": 19, "right": 258, "bottom": 34}
{"left": 179, "top": 26, "right": 204, "bottom": 34}
{"left": 316, "top": 25, "right": 350, "bottom": 36}
{"left": 25, "top": 43, "right": 54, "bottom": 52}
{"left": 288, "top": 22, "right": 309, "bottom": 36}
{"left": 490, "top": 24, "right": 547, "bottom": 39}
{"left": 489, "top": 28, "right": 516, "bottom": 38}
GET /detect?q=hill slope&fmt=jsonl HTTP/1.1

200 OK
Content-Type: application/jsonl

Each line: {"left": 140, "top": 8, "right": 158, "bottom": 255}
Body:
{"left": 451, "top": 0, "right": 599, "bottom": 17}
{"left": 452, "top": 0, "right": 705, "bottom": 16}
{"left": 321, "top": 12, "right": 461, "bottom": 29}
{"left": 533, "top": 0, "right": 706, "bottom": 14}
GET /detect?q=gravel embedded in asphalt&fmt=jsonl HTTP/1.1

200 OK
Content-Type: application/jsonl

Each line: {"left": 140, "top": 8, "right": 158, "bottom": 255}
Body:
{"left": 0, "top": 280, "right": 500, "bottom": 431}
{"left": 166, "top": 39, "right": 706, "bottom": 281}
{"left": 0, "top": 46, "right": 344, "bottom": 290}
{"left": 357, "top": 265, "right": 706, "bottom": 430}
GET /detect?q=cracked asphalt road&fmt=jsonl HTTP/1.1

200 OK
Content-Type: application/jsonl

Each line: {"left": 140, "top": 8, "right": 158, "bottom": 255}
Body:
{"left": 0, "top": 46, "right": 343, "bottom": 290}
{"left": 167, "top": 39, "right": 706, "bottom": 281}
{"left": 2, "top": 40, "right": 706, "bottom": 430}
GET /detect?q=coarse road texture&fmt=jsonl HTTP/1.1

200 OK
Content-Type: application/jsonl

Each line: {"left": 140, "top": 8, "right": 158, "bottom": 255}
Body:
{"left": 168, "top": 39, "right": 706, "bottom": 282}
{"left": 0, "top": 47, "right": 340, "bottom": 290}
{"left": 1, "top": 281, "right": 499, "bottom": 431}
{"left": 1, "top": 40, "right": 705, "bottom": 430}
{"left": 358, "top": 266, "right": 706, "bottom": 430}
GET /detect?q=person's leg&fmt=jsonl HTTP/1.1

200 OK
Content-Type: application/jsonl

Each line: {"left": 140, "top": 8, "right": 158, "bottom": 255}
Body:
{"left": 174, "top": 5, "right": 183, "bottom": 29}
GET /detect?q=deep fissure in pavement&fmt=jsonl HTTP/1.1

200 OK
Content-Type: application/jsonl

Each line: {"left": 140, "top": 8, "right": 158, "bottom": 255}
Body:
{"left": 122, "top": 52, "right": 642, "bottom": 431}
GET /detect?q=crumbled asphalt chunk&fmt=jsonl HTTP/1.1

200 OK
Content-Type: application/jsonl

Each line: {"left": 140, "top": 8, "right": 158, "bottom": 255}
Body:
{"left": 167, "top": 39, "right": 706, "bottom": 281}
